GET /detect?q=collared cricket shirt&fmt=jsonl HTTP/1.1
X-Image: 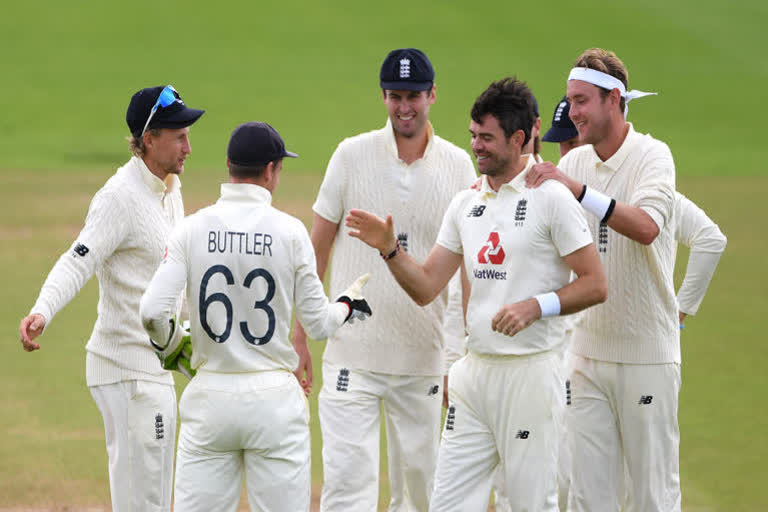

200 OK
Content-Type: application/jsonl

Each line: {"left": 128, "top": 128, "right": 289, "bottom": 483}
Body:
{"left": 437, "top": 156, "right": 592, "bottom": 356}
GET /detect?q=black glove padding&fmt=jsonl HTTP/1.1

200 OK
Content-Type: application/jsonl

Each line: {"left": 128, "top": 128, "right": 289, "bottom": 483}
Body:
{"left": 337, "top": 295, "right": 373, "bottom": 324}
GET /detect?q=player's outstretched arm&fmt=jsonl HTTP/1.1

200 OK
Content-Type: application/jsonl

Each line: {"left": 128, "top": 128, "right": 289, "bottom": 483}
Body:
{"left": 19, "top": 314, "right": 46, "bottom": 352}
{"left": 345, "top": 209, "right": 462, "bottom": 306}
{"left": 526, "top": 161, "right": 670, "bottom": 245}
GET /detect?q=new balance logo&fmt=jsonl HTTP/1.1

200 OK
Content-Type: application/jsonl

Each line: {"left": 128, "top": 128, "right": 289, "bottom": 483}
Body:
{"left": 73, "top": 243, "right": 89, "bottom": 257}
{"left": 428, "top": 385, "right": 440, "bottom": 396}
{"left": 477, "top": 232, "right": 505, "bottom": 265}
{"left": 638, "top": 395, "right": 653, "bottom": 405}
{"left": 598, "top": 223, "right": 608, "bottom": 253}
{"left": 155, "top": 413, "right": 164, "bottom": 440}
{"left": 515, "top": 430, "right": 530, "bottom": 439}
{"left": 336, "top": 368, "right": 350, "bottom": 392}
{"left": 514, "top": 199, "right": 527, "bottom": 226}
{"left": 565, "top": 379, "right": 571, "bottom": 406}
{"left": 397, "top": 232, "right": 409, "bottom": 252}
{"left": 445, "top": 405, "right": 456, "bottom": 430}
{"left": 467, "top": 205, "right": 486, "bottom": 217}
{"left": 399, "top": 58, "right": 411, "bottom": 78}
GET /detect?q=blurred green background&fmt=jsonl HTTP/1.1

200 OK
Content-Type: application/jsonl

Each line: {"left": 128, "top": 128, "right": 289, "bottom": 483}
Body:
{"left": 2, "top": 0, "right": 766, "bottom": 510}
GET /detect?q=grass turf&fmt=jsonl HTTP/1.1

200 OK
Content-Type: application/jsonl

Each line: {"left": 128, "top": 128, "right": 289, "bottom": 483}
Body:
{"left": 1, "top": 0, "right": 766, "bottom": 508}
{"left": 2, "top": 168, "right": 766, "bottom": 509}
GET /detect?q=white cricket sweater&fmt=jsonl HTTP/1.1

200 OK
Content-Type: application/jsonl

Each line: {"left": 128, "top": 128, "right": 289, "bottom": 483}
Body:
{"left": 674, "top": 192, "right": 727, "bottom": 315}
{"left": 313, "top": 120, "right": 477, "bottom": 376}
{"left": 560, "top": 124, "right": 680, "bottom": 364}
{"left": 141, "top": 183, "right": 351, "bottom": 374}
{"left": 30, "top": 156, "right": 183, "bottom": 386}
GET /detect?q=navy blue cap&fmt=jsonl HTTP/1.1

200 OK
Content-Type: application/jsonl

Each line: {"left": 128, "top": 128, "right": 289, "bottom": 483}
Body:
{"left": 126, "top": 86, "right": 204, "bottom": 137}
{"left": 542, "top": 96, "right": 578, "bottom": 143}
{"left": 380, "top": 48, "right": 434, "bottom": 91}
{"left": 227, "top": 122, "right": 298, "bottom": 166}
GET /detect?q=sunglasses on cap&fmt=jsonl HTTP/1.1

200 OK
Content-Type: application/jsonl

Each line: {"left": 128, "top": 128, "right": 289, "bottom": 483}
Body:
{"left": 140, "top": 85, "right": 178, "bottom": 136}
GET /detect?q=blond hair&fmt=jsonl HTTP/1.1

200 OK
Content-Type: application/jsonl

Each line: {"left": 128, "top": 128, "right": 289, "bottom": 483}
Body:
{"left": 126, "top": 128, "right": 161, "bottom": 158}
{"left": 574, "top": 48, "right": 629, "bottom": 112}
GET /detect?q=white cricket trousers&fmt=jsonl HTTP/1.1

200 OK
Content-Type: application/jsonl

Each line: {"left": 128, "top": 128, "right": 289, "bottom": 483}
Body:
{"left": 494, "top": 341, "right": 573, "bottom": 512}
{"left": 89, "top": 380, "right": 177, "bottom": 512}
{"left": 567, "top": 353, "right": 681, "bottom": 512}
{"left": 430, "top": 351, "right": 562, "bottom": 512}
{"left": 173, "top": 370, "right": 311, "bottom": 512}
{"left": 319, "top": 361, "right": 443, "bottom": 511}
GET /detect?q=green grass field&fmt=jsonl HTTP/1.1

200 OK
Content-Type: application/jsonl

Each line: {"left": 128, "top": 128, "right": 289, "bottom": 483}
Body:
{"left": 2, "top": 0, "right": 766, "bottom": 510}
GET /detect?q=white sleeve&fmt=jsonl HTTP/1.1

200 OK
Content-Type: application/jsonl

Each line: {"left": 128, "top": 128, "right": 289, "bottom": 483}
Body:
{"left": 442, "top": 271, "right": 467, "bottom": 374}
{"left": 30, "top": 188, "right": 129, "bottom": 329}
{"left": 548, "top": 183, "right": 593, "bottom": 257}
{"left": 628, "top": 143, "right": 676, "bottom": 232}
{"left": 140, "top": 225, "right": 188, "bottom": 352}
{"left": 436, "top": 194, "right": 465, "bottom": 254}
{"left": 674, "top": 194, "right": 727, "bottom": 315}
{"left": 292, "top": 223, "right": 349, "bottom": 340}
{"left": 312, "top": 143, "right": 347, "bottom": 224}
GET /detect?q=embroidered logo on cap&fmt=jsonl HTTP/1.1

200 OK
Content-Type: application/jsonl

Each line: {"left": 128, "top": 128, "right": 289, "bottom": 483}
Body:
{"left": 399, "top": 58, "right": 411, "bottom": 78}
{"left": 554, "top": 101, "right": 567, "bottom": 122}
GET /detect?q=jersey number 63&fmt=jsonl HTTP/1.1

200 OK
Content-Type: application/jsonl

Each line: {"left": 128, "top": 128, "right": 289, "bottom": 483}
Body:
{"left": 199, "top": 264, "right": 275, "bottom": 346}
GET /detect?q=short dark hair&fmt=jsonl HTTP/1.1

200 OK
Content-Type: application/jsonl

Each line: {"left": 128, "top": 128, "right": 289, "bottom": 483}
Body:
{"left": 471, "top": 77, "right": 535, "bottom": 147}
{"left": 229, "top": 161, "right": 272, "bottom": 179}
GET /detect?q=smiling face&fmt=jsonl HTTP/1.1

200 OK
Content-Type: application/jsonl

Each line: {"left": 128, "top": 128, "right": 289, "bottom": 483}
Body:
{"left": 566, "top": 80, "right": 619, "bottom": 146}
{"left": 144, "top": 126, "right": 192, "bottom": 178}
{"left": 469, "top": 114, "right": 523, "bottom": 178}
{"left": 383, "top": 87, "right": 435, "bottom": 139}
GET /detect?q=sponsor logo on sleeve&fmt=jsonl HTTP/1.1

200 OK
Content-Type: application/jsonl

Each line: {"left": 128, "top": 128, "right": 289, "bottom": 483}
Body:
{"left": 73, "top": 243, "right": 90, "bottom": 257}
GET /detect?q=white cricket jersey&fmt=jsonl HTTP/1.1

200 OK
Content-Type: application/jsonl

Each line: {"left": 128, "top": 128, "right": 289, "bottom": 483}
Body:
{"left": 436, "top": 155, "right": 593, "bottom": 356}
{"left": 29, "top": 156, "right": 182, "bottom": 386}
{"left": 313, "top": 119, "right": 477, "bottom": 376}
{"left": 141, "top": 183, "right": 350, "bottom": 374}
{"left": 559, "top": 123, "right": 680, "bottom": 364}
{"left": 674, "top": 192, "right": 727, "bottom": 315}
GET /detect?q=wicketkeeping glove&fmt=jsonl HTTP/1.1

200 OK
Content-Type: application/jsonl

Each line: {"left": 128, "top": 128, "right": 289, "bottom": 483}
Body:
{"left": 151, "top": 318, "right": 196, "bottom": 379}
{"left": 336, "top": 273, "right": 372, "bottom": 324}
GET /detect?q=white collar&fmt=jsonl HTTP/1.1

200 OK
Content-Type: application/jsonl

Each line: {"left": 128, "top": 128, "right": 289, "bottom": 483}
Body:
{"left": 218, "top": 182, "right": 272, "bottom": 206}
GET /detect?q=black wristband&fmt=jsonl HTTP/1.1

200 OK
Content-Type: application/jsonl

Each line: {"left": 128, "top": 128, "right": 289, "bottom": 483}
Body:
{"left": 601, "top": 199, "right": 617, "bottom": 223}
{"left": 577, "top": 184, "right": 587, "bottom": 202}
{"left": 380, "top": 240, "right": 401, "bottom": 261}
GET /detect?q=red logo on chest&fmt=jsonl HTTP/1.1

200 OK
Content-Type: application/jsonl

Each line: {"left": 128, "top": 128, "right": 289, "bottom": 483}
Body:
{"left": 477, "top": 232, "right": 505, "bottom": 265}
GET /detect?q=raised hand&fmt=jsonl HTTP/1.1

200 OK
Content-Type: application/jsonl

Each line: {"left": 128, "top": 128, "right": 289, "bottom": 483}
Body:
{"left": 345, "top": 209, "right": 396, "bottom": 255}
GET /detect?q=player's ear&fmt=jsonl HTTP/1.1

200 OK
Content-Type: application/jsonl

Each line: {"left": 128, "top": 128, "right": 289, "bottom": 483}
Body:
{"left": 428, "top": 85, "right": 436, "bottom": 105}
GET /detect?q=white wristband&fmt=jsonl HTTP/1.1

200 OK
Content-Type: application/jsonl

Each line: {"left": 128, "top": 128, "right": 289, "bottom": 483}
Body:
{"left": 580, "top": 186, "right": 616, "bottom": 223}
{"left": 534, "top": 292, "right": 561, "bottom": 317}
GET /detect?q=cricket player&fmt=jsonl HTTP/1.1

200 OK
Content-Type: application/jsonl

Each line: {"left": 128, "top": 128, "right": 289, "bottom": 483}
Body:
{"left": 536, "top": 95, "right": 727, "bottom": 510}
{"left": 290, "top": 48, "right": 477, "bottom": 510}
{"left": 542, "top": 96, "right": 727, "bottom": 328}
{"left": 18, "top": 85, "right": 203, "bottom": 511}
{"left": 526, "top": 48, "right": 682, "bottom": 511}
{"left": 140, "top": 121, "right": 373, "bottom": 512}
{"left": 347, "top": 77, "right": 607, "bottom": 511}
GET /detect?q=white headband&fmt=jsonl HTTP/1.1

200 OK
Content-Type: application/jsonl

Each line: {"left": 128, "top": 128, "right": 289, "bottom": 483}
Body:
{"left": 568, "top": 67, "right": 657, "bottom": 113}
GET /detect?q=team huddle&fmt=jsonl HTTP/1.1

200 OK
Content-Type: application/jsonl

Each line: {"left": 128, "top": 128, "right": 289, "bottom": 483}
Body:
{"left": 19, "top": 47, "right": 726, "bottom": 512}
